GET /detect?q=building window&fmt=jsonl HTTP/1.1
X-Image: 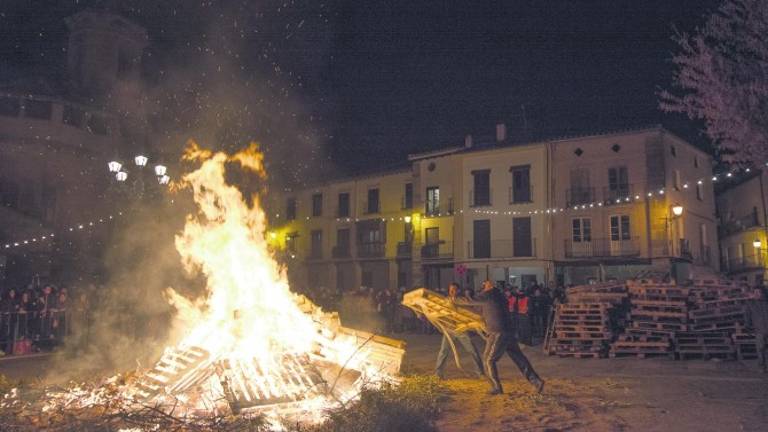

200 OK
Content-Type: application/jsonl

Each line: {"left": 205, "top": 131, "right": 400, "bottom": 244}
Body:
{"left": 674, "top": 170, "right": 681, "bottom": 191}
{"left": 366, "top": 188, "right": 380, "bottom": 214}
{"left": 312, "top": 193, "right": 323, "bottom": 217}
{"left": 286, "top": 198, "right": 297, "bottom": 221}
{"left": 610, "top": 215, "right": 631, "bottom": 241}
{"left": 286, "top": 233, "right": 298, "bottom": 254}
{"left": 694, "top": 156, "right": 699, "bottom": 168}
{"left": 362, "top": 271, "right": 373, "bottom": 288}
{"left": 510, "top": 165, "right": 531, "bottom": 203}
{"left": 568, "top": 168, "right": 592, "bottom": 206}
{"left": 62, "top": 105, "right": 85, "bottom": 128}
{"left": 338, "top": 192, "right": 350, "bottom": 217}
{"left": 608, "top": 166, "right": 629, "bottom": 200}
{"left": 513, "top": 217, "right": 533, "bottom": 257}
{"left": 472, "top": 170, "right": 491, "bottom": 206}
{"left": 310, "top": 230, "right": 322, "bottom": 258}
{"left": 696, "top": 183, "right": 704, "bottom": 201}
{"left": 572, "top": 218, "right": 592, "bottom": 242}
{"left": 87, "top": 113, "right": 108, "bottom": 135}
{"left": 670, "top": 145, "right": 677, "bottom": 157}
{"left": 426, "top": 186, "right": 440, "bottom": 216}
{"left": 473, "top": 219, "right": 491, "bottom": 258}
{"left": 403, "top": 183, "right": 413, "bottom": 209}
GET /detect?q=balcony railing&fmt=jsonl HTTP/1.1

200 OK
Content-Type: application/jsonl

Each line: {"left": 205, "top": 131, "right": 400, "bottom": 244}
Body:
{"left": 332, "top": 245, "right": 351, "bottom": 258}
{"left": 508, "top": 185, "right": 533, "bottom": 204}
{"left": 424, "top": 198, "right": 454, "bottom": 217}
{"left": 564, "top": 237, "right": 641, "bottom": 258}
{"left": 603, "top": 184, "right": 633, "bottom": 204}
{"left": 469, "top": 189, "right": 492, "bottom": 207}
{"left": 467, "top": 239, "right": 537, "bottom": 259}
{"left": 723, "top": 251, "right": 764, "bottom": 273}
{"left": 421, "top": 241, "right": 453, "bottom": 259}
{"left": 720, "top": 209, "right": 760, "bottom": 236}
{"left": 396, "top": 241, "right": 412, "bottom": 258}
{"left": 566, "top": 187, "right": 594, "bottom": 207}
{"left": 362, "top": 201, "right": 380, "bottom": 215}
{"left": 357, "top": 242, "right": 385, "bottom": 258}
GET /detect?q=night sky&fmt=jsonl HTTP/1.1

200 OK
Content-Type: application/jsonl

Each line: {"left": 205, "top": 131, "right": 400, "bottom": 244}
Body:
{"left": 1, "top": 0, "right": 720, "bottom": 176}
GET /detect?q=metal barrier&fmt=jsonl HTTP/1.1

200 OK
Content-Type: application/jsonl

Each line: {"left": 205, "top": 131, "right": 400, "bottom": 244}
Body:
{"left": 0, "top": 309, "right": 69, "bottom": 355}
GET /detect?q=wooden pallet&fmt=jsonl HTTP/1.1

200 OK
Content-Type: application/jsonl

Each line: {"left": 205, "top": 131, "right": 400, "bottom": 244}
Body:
{"left": 609, "top": 351, "right": 674, "bottom": 359}
{"left": 629, "top": 312, "right": 689, "bottom": 323}
{"left": 676, "top": 351, "right": 735, "bottom": 360}
{"left": 555, "top": 351, "right": 604, "bottom": 359}
{"left": 631, "top": 321, "right": 688, "bottom": 332}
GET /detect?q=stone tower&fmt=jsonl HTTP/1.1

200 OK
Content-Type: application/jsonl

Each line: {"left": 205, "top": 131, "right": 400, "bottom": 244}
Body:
{"left": 65, "top": 8, "right": 148, "bottom": 100}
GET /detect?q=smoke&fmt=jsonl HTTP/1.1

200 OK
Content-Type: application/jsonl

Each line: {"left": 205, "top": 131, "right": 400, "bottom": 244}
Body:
{"left": 44, "top": 1, "right": 337, "bottom": 379}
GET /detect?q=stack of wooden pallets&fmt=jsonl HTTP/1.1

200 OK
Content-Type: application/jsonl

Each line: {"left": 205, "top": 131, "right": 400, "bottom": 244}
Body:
{"left": 673, "top": 330, "right": 735, "bottom": 360}
{"left": 686, "top": 279, "right": 750, "bottom": 332}
{"left": 609, "top": 280, "right": 688, "bottom": 358}
{"left": 565, "top": 283, "right": 628, "bottom": 306}
{"left": 549, "top": 303, "right": 613, "bottom": 358}
{"left": 732, "top": 327, "right": 759, "bottom": 360}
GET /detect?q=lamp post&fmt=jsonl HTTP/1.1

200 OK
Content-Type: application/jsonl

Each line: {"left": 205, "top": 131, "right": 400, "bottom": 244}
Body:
{"left": 667, "top": 204, "right": 684, "bottom": 256}
{"left": 105, "top": 154, "right": 171, "bottom": 199}
{"left": 754, "top": 238, "right": 762, "bottom": 268}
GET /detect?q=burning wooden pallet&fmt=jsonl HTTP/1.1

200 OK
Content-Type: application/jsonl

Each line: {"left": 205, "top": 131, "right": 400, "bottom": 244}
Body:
{"left": 131, "top": 295, "right": 405, "bottom": 415}
{"left": 401, "top": 288, "right": 486, "bottom": 335}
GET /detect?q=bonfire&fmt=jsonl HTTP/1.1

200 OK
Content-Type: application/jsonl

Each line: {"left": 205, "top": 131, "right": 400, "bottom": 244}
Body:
{"left": 0, "top": 142, "right": 405, "bottom": 431}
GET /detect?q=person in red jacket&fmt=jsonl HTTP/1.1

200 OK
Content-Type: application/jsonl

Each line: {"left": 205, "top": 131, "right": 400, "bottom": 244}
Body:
{"left": 508, "top": 287, "right": 532, "bottom": 345}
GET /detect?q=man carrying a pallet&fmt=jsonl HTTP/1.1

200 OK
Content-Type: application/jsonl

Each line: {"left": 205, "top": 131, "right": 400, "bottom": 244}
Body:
{"left": 454, "top": 279, "right": 545, "bottom": 395}
{"left": 434, "top": 282, "right": 485, "bottom": 379}
{"left": 745, "top": 286, "right": 768, "bottom": 372}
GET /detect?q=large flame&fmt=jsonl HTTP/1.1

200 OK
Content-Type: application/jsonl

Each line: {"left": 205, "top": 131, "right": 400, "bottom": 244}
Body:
{"left": 165, "top": 141, "right": 317, "bottom": 362}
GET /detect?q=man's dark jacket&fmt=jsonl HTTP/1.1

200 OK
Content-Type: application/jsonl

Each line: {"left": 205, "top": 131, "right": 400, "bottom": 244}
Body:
{"left": 456, "top": 288, "right": 512, "bottom": 333}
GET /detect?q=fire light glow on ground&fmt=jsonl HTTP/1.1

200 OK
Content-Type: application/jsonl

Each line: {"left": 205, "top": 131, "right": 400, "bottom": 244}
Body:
{"left": 0, "top": 142, "right": 405, "bottom": 431}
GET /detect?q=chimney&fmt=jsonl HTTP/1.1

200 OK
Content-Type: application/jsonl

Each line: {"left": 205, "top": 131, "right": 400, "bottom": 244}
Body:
{"left": 464, "top": 134, "right": 473, "bottom": 148}
{"left": 496, "top": 123, "right": 507, "bottom": 142}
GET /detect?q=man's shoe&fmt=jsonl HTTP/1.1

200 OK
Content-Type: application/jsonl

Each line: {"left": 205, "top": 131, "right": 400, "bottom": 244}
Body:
{"left": 487, "top": 388, "right": 503, "bottom": 396}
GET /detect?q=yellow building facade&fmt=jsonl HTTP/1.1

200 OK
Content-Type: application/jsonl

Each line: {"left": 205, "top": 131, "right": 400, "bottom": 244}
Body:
{"left": 716, "top": 172, "right": 768, "bottom": 285}
{"left": 270, "top": 126, "right": 720, "bottom": 293}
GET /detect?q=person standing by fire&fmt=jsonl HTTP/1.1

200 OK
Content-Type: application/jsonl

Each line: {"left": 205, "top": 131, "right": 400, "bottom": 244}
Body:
{"left": 455, "top": 279, "right": 544, "bottom": 395}
{"left": 434, "top": 282, "right": 484, "bottom": 379}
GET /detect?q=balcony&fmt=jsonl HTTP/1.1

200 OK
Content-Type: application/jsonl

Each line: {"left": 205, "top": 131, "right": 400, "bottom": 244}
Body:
{"left": 424, "top": 198, "right": 454, "bottom": 217}
{"left": 332, "top": 245, "right": 351, "bottom": 259}
{"left": 720, "top": 209, "right": 760, "bottom": 237}
{"left": 469, "top": 189, "right": 492, "bottom": 207}
{"left": 508, "top": 185, "right": 533, "bottom": 204}
{"left": 362, "top": 201, "right": 380, "bottom": 215}
{"left": 564, "top": 237, "right": 641, "bottom": 258}
{"left": 421, "top": 241, "right": 453, "bottom": 260}
{"left": 566, "top": 187, "right": 594, "bottom": 207}
{"left": 723, "top": 251, "right": 764, "bottom": 273}
{"left": 467, "top": 239, "right": 537, "bottom": 259}
{"left": 603, "top": 184, "right": 633, "bottom": 205}
{"left": 357, "top": 242, "right": 385, "bottom": 258}
{"left": 396, "top": 241, "right": 412, "bottom": 258}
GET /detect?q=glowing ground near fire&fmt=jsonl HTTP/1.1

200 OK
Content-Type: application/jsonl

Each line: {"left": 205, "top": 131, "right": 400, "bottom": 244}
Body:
{"left": 0, "top": 143, "right": 405, "bottom": 430}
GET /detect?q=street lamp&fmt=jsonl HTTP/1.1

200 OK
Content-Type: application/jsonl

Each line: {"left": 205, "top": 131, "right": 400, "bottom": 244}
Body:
{"left": 404, "top": 215, "right": 412, "bottom": 224}
{"left": 754, "top": 239, "right": 762, "bottom": 249}
{"left": 108, "top": 161, "right": 122, "bottom": 173}
{"left": 116, "top": 171, "right": 128, "bottom": 182}
{"left": 134, "top": 155, "right": 148, "bottom": 167}
{"left": 154, "top": 164, "right": 167, "bottom": 176}
{"left": 158, "top": 175, "right": 170, "bottom": 185}
{"left": 672, "top": 205, "right": 684, "bottom": 217}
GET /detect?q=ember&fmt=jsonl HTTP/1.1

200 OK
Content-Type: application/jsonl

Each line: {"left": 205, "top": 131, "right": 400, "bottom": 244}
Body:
{"left": 0, "top": 142, "right": 405, "bottom": 430}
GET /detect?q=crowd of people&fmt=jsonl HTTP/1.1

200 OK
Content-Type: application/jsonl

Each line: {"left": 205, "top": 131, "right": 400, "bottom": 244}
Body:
{"left": 0, "top": 280, "right": 81, "bottom": 355}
